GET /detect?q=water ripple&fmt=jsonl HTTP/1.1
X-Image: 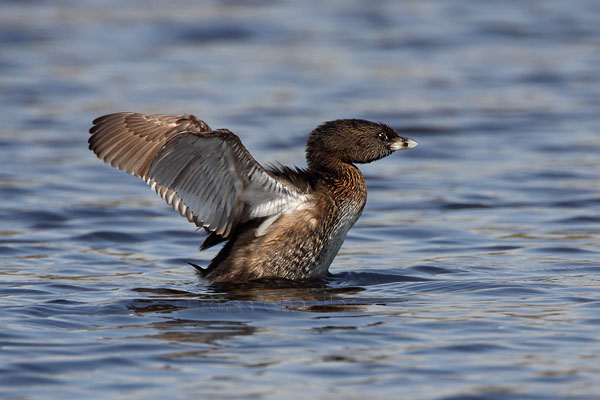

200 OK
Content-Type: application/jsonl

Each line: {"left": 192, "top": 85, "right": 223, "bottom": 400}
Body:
{"left": 2, "top": 0, "right": 600, "bottom": 399}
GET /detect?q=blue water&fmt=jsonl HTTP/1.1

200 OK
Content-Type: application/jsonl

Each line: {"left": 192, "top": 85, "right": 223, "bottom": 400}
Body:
{"left": 1, "top": 0, "right": 600, "bottom": 399}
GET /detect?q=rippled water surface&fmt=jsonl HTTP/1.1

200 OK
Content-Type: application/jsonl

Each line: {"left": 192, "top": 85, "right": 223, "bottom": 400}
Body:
{"left": 1, "top": 0, "right": 600, "bottom": 399}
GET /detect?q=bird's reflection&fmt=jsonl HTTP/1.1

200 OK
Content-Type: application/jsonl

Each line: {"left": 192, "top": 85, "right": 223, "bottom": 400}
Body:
{"left": 121, "top": 279, "right": 368, "bottom": 347}
{"left": 128, "top": 278, "right": 367, "bottom": 316}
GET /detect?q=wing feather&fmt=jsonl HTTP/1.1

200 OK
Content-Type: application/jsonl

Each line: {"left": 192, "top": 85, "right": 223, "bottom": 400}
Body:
{"left": 89, "top": 112, "right": 309, "bottom": 239}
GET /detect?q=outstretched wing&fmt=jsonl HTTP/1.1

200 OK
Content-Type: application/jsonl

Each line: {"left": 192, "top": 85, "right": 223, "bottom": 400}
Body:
{"left": 89, "top": 112, "right": 212, "bottom": 178}
{"left": 89, "top": 112, "right": 308, "bottom": 238}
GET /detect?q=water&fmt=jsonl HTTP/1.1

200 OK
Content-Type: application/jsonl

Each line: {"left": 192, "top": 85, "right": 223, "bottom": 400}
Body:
{"left": 1, "top": 0, "right": 599, "bottom": 398}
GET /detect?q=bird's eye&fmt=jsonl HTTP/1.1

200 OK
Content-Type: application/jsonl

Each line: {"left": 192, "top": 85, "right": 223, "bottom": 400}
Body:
{"left": 377, "top": 132, "right": 388, "bottom": 141}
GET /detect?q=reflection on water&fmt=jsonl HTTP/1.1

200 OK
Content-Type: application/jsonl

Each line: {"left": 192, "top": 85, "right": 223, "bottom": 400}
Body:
{"left": 1, "top": 0, "right": 600, "bottom": 399}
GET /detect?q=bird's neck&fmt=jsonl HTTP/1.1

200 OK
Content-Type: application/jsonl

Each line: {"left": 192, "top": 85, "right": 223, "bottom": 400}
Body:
{"left": 308, "top": 153, "right": 349, "bottom": 176}
{"left": 308, "top": 155, "right": 365, "bottom": 190}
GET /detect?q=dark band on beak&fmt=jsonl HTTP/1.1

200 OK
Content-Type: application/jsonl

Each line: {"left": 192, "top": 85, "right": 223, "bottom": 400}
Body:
{"left": 390, "top": 137, "right": 418, "bottom": 151}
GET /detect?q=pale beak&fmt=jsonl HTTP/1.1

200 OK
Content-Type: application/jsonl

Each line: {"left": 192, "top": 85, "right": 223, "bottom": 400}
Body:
{"left": 390, "top": 137, "right": 418, "bottom": 151}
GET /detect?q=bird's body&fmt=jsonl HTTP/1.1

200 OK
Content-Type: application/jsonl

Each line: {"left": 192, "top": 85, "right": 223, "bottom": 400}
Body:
{"left": 203, "top": 164, "right": 366, "bottom": 282}
{"left": 89, "top": 113, "right": 417, "bottom": 282}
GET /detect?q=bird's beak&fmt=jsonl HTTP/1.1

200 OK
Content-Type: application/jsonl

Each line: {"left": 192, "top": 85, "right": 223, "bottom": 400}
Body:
{"left": 390, "top": 137, "right": 418, "bottom": 151}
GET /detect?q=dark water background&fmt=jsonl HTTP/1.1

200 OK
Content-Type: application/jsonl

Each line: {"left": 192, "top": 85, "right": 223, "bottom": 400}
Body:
{"left": 1, "top": 0, "right": 600, "bottom": 399}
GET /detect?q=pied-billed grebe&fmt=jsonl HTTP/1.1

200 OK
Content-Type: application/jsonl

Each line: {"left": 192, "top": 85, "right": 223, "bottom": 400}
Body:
{"left": 89, "top": 113, "right": 417, "bottom": 282}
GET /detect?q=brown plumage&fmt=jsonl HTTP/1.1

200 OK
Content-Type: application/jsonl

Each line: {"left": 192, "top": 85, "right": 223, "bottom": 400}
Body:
{"left": 89, "top": 113, "right": 418, "bottom": 282}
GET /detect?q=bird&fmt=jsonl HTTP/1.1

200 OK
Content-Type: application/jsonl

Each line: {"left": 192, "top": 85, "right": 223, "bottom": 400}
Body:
{"left": 88, "top": 113, "right": 417, "bottom": 282}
